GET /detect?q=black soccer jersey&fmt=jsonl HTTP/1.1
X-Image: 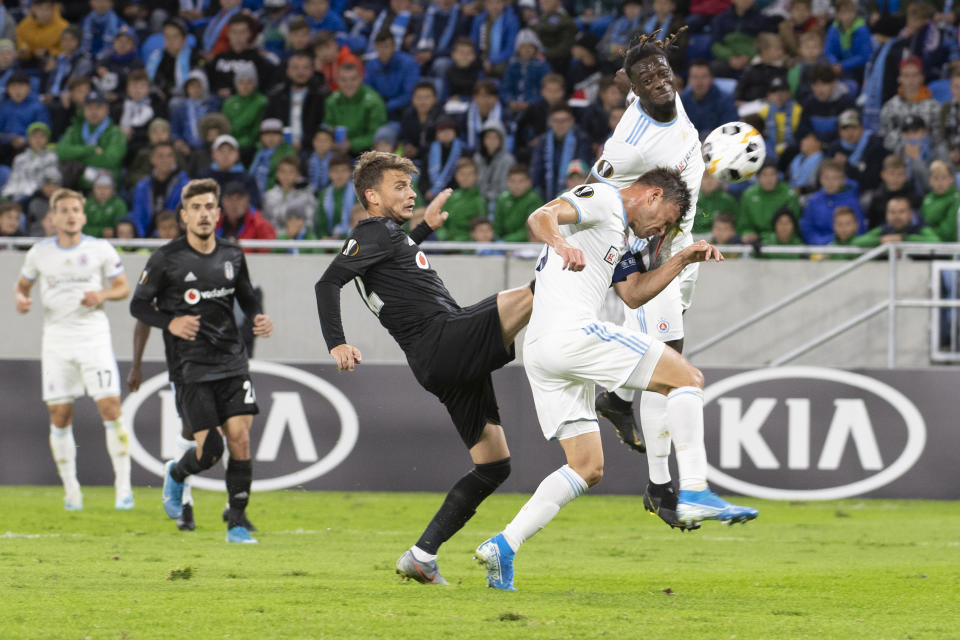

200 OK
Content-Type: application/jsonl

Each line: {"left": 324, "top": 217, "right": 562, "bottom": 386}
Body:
{"left": 316, "top": 217, "right": 459, "bottom": 358}
{"left": 130, "top": 237, "right": 261, "bottom": 383}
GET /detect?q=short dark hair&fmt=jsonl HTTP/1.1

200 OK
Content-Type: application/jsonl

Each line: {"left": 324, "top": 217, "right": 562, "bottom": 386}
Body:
{"left": 833, "top": 205, "right": 856, "bottom": 220}
{"left": 315, "top": 31, "right": 337, "bottom": 47}
{"left": 820, "top": 158, "right": 846, "bottom": 177}
{"left": 713, "top": 211, "right": 736, "bottom": 226}
{"left": 542, "top": 73, "right": 565, "bottom": 89}
{"left": 634, "top": 167, "right": 690, "bottom": 221}
{"left": 452, "top": 36, "right": 475, "bottom": 50}
{"left": 508, "top": 163, "right": 530, "bottom": 177}
{"left": 288, "top": 16, "right": 310, "bottom": 32}
{"left": 288, "top": 50, "right": 313, "bottom": 65}
{"left": 883, "top": 154, "right": 906, "bottom": 170}
{"left": 180, "top": 178, "right": 220, "bottom": 205}
{"left": 151, "top": 141, "right": 175, "bottom": 154}
{"left": 67, "top": 76, "right": 92, "bottom": 90}
{"left": 772, "top": 207, "right": 798, "bottom": 231}
{"left": 374, "top": 30, "right": 394, "bottom": 44}
{"left": 473, "top": 79, "right": 499, "bottom": 97}
{"left": 155, "top": 209, "right": 178, "bottom": 226}
{"left": 339, "top": 62, "right": 360, "bottom": 75}
{"left": 810, "top": 63, "right": 836, "bottom": 84}
{"left": 0, "top": 201, "right": 22, "bottom": 216}
{"left": 470, "top": 216, "right": 493, "bottom": 231}
{"left": 329, "top": 151, "right": 352, "bottom": 169}
{"left": 128, "top": 68, "right": 150, "bottom": 84}
{"left": 688, "top": 58, "right": 712, "bottom": 73}
{"left": 227, "top": 13, "right": 256, "bottom": 30}
{"left": 353, "top": 151, "right": 418, "bottom": 209}
{"left": 7, "top": 72, "right": 30, "bottom": 87}
{"left": 549, "top": 103, "right": 575, "bottom": 118}
{"left": 456, "top": 156, "right": 477, "bottom": 170}
{"left": 413, "top": 81, "right": 437, "bottom": 96}
{"left": 276, "top": 155, "right": 301, "bottom": 172}
{"left": 887, "top": 193, "right": 913, "bottom": 208}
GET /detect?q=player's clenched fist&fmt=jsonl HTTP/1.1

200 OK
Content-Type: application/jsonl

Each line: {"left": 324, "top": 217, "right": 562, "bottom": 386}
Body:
{"left": 15, "top": 292, "right": 31, "bottom": 314}
{"left": 168, "top": 315, "right": 200, "bottom": 340}
{"left": 252, "top": 314, "right": 274, "bottom": 337}
{"left": 331, "top": 344, "right": 362, "bottom": 371}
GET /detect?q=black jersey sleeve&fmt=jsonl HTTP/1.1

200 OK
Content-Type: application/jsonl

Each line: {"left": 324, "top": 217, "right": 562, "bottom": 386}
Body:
{"left": 408, "top": 220, "right": 434, "bottom": 245}
{"left": 234, "top": 254, "right": 262, "bottom": 319}
{"left": 315, "top": 221, "right": 393, "bottom": 351}
{"left": 130, "top": 250, "right": 173, "bottom": 329}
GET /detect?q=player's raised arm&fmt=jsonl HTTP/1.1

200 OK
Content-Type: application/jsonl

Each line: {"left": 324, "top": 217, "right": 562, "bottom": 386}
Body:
{"left": 613, "top": 240, "right": 723, "bottom": 309}
{"left": 409, "top": 188, "right": 452, "bottom": 244}
{"left": 526, "top": 198, "right": 586, "bottom": 271}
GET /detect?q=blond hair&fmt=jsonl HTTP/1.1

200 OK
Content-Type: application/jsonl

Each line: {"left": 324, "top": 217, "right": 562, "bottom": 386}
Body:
{"left": 50, "top": 188, "right": 85, "bottom": 211}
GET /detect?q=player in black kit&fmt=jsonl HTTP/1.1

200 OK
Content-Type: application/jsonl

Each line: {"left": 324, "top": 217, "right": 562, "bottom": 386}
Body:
{"left": 315, "top": 151, "right": 535, "bottom": 585}
{"left": 130, "top": 178, "right": 274, "bottom": 544}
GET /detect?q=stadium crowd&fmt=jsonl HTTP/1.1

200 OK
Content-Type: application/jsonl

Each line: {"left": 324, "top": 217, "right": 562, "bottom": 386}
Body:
{"left": 0, "top": 0, "right": 958, "bottom": 256}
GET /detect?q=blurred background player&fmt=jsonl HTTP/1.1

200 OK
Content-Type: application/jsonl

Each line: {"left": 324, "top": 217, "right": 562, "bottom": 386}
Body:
{"left": 13, "top": 188, "right": 133, "bottom": 511}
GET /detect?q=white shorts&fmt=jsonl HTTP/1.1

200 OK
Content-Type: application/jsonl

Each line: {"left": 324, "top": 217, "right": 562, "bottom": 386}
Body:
{"left": 624, "top": 277, "right": 685, "bottom": 342}
{"left": 42, "top": 339, "right": 121, "bottom": 404}
{"left": 524, "top": 322, "right": 666, "bottom": 440}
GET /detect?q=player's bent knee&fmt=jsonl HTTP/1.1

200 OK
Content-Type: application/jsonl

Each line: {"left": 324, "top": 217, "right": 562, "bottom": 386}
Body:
{"left": 578, "top": 463, "right": 604, "bottom": 488}
{"left": 198, "top": 432, "right": 224, "bottom": 469}
{"left": 47, "top": 404, "right": 73, "bottom": 427}
{"left": 474, "top": 456, "right": 511, "bottom": 487}
{"left": 96, "top": 396, "right": 122, "bottom": 421}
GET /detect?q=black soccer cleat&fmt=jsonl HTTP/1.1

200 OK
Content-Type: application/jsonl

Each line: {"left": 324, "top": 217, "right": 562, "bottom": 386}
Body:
{"left": 596, "top": 391, "right": 646, "bottom": 454}
{"left": 642, "top": 481, "right": 700, "bottom": 532}
{"left": 223, "top": 507, "right": 258, "bottom": 532}
{"left": 176, "top": 503, "right": 196, "bottom": 531}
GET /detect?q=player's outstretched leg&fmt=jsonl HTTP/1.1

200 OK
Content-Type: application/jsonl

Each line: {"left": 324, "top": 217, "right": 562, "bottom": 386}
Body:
{"left": 98, "top": 396, "right": 133, "bottom": 510}
{"left": 595, "top": 390, "right": 645, "bottom": 453}
{"left": 49, "top": 416, "right": 82, "bottom": 510}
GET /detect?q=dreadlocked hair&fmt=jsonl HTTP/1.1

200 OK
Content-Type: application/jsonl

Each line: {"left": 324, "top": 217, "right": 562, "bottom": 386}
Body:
{"left": 623, "top": 26, "right": 688, "bottom": 81}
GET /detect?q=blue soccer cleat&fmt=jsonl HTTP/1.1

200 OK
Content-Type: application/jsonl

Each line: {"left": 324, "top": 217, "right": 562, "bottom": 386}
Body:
{"left": 115, "top": 493, "right": 135, "bottom": 510}
{"left": 226, "top": 526, "right": 258, "bottom": 544}
{"left": 474, "top": 534, "right": 517, "bottom": 591}
{"left": 161, "top": 460, "right": 184, "bottom": 519}
{"left": 677, "top": 489, "right": 759, "bottom": 526}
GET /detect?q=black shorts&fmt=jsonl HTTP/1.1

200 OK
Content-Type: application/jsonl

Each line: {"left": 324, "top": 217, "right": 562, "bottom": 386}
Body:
{"left": 169, "top": 382, "right": 193, "bottom": 440}
{"left": 176, "top": 375, "right": 259, "bottom": 434}
{"left": 415, "top": 294, "right": 515, "bottom": 448}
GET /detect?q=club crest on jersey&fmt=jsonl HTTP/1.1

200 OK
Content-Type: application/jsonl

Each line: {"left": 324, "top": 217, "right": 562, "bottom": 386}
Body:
{"left": 342, "top": 239, "right": 359, "bottom": 257}
{"left": 138, "top": 270, "right": 148, "bottom": 285}
{"left": 603, "top": 245, "right": 620, "bottom": 265}
{"left": 184, "top": 288, "right": 200, "bottom": 305}
{"left": 573, "top": 185, "right": 594, "bottom": 199}
{"left": 596, "top": 159, "right": 614, "bottom": 179}
{"left": 224, "top": 261, "right": 234, "bottom": 280}
{"left": 415, "top": 250, "right": 430, "bottom": 270}
{"left": 657, "top": 319, "right": 670, "bottom": 334}
{"left": 79, "top": 254, "right": 88, "bottom": 266}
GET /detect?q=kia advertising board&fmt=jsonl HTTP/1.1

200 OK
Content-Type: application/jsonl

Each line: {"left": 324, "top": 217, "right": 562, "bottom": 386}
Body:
{"left": 0, "top": 361, "right": 955, "bottom": 499}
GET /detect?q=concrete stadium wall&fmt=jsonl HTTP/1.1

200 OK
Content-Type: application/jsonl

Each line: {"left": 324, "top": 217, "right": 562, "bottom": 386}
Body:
{"left": 0, "top": 251, "right": 936, "bottom": 367}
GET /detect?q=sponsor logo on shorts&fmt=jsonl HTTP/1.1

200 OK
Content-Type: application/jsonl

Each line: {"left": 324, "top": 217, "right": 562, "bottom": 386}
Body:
{"left": 573, "top": 185, "right": 594, "bottom": 198}
{"left": 603, "top": 245, "right": 620, "bottom": 265}
{"left": 657, "top": 319, "right": 670, "bottom": 333}
{"left": 224, "top": 261, "right": 234, "bottom": 280}
{"left": 702, "top": 367, "right": 926, "bottom": 500}
{"left": 416, "top": 251, "right": 429, "bottom": 269}
{"left": 596, "top": 159, "right": 614, "bottom": 179}
{"left": 342, "top": 239, "right": 359, "bottom": 256}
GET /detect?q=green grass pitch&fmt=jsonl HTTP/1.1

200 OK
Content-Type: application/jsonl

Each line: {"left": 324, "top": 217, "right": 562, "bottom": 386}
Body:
{"left": 1, "top": 487, "right": 958, "bottom": 640}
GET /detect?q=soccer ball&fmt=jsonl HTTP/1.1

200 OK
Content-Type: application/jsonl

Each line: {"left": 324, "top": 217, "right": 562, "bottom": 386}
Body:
{"left": 702, "top": 122, "right": 766, "bottom": 184}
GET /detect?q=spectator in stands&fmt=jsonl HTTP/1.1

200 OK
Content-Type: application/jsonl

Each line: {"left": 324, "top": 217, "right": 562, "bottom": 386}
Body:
{"left": 209, "top": 14, "right": 279, "bottom": 99}
{"left": 365, "top": 0, "right": 415, "bottom": 57}
{"left": 824, "top": 0, "right": 872, "bottom": 87}
{"left": 795, "top": 64, "right": 855, "bottom": 146}
{"left": 503, "top": 29, "right": 551, "bottom": 117}
{"left": 738, "top": 161, "right": 801, "bottom": 243}
{"left": 567, "top": 31, "right": 602, "bottom": 107}
{"left": 222, "top": 68, "right": 267, "bottom": 159}
{"left": 57, "top": 90, "right": 126, "bottom": 189}
{"left": 415, "top": 0, "right": 472, "bottom": 77}
{"left": 93, "top": 25, "right": 141, "bottom": 102}
{"left": 761, "top": 208, "right": 805, "bottom": 259}
{"left": 81, "top": 0, "right": 123, "bottom": 58}
{"left": 514, "top": 73, "right": 566, "bottom": 161}
{"left": 0, "top": 73, "right": 51, "bottom": 166}
{"left": 343, "top": 3, "right": 378, "bottom": 56}
{"left": 15, "top": 0, "right": 68, "bottom": 66}
{"left": 788, "top": 132, "right": 824, "bottom": 193}
{"left": 437, "top": 157, "right": 486, "bottom": 241}
{"left": 580, "top": 77, "right": 626, "bottom": 149}
{"left": 263, "top": 155, "right": 317, "bottom": 232}
{"left": 305, "top": 127, "right": 335, "bottom": 192}
{"left": 444, "top": 37, "right": 483, "bottom": 104}
{"left": 2, "top": 122, "right": 57, "bottom": 202}
{"left": 695, "top": 169, "right": 739, "bottom": 234}
{"left": 170, "top": 70, "right": 217, "bottom": 154}
{"left": 259, "top": 0, "right": 292, "bottom": 61}
{"left": 564, "top": 159, "right": 588, "bottom": 192}
{"left": 365, "top": 30, "right": 420, "bottom": 121}
{"left": 24, "top": 166, "right": 62, "bottom": 236}
{"left": 314, "top": 31, "right": 364, "bottom": 93}
{"left": 531, "top": 103, "right": 591, "bottom": 200}
{"left": 640, "top": 0, "right": 688, "bottom": 73}
{"left": 127, "top": 118, "right": 186, "bottom": 189}
{"left": 131, "top": 141, "right": 189, "bottom": 237}
{"left": 880, "top": 56, "right": 940, "bottom": 154}
{"left": 113, "top": 216, "right": 137, "bottom": 243}
{"left": 597, "top": 0, "right": 642, "bottom": 72}
{"left": 710, "top": 211, "right": 742, "bottom": 246}
{"left": 897, "top": 0, "right": 957, "bottom": 85}
{"left": 185, "top": 112, "right": 230, "bottom": 177}
{"left": 461, "top": 79, "right": 503, "bottom": 152}
{"left": 787, "top": 30, "right": 828, "bottom": 104}
{"left": 303, "top": 0, "right": 347, "bottom": 35}
{"left": 50, "top": 75, "right": 91, "bottom": 140}
{"left": 828, "top": 205, "right": 862, "bottom": 252}
{"left": 284, "top": 18, "right": 314, "bottom": 62}
{"left": 249, "top": 118, "right": 298, "bottom": 194}
{"left": 471, "top": 0, "right": 520, "bottom": 77}
{"left": 475, "top": 121, "right": 514, "bottom": 212}
{"left": 866, "top": 155, "right": 921, "bottom": 230}
{"left": 202, "top": 0, "right": 241, "bottom": 59}
{"left": 266, "top": 51, "right": 329, "bottom": 152}
{"left": 45, "top": 26, "right": 93, "bottom": 101}
{"left": 852, "top": 194, "right": 940, "bottom": 247}
{"left": 0, "top": 39, "right": 23, "bottom": 96}
{"left": 469, "top": 216, "right": 498, "bottom": 245}
{"left": 778, "top": 0, "right": 819, "bottom": 58}
{"left": 315, "top": 151, "right": 355, "bottom": 238}
{"left": 827, "top": 108, "right": 885, "bottom": 192}
{"left": 920, "top": 160, "right": 960, "bottom": 241}
{"left": 117, "top": 68, "right": 166, "bottom": 161}
{"left": 938, "top": 67, "right": 960, "bottom": 168}
{"left": 900, "top": 114, "right": 946, "bottom": 194}
{"left": 530, "top": 0, "right": 576, "bottom": 77}
{"left": 736, "top": 33, "right": 789, "bottom": 105}
{"left": 681, "top": 59, "right": 739, "bottom": 141}
{"left": 146, "top": 18, "right": 198, "bottom": 100}
{"left": 323, "top": 63, "right": 387, "bottom": 155}
{"left": 758, "top": 76, "right": 801, "bottom": 164}
{"left": 494, "top": 163, "right": 541, "bottom": 241}
{"left": 154, "top": 209, "right": 180, "bottom": 240}
{"left": 0, "top": 200, "right": 24, "bottom": 241}
{"left": 203, "top": 134, "right": 263, "bottom": 209}
{"left": 400, "top": 81, "right": 442, "bottom": 168}
{"left": 274, "top": 208, "right": 318, "bottom": 254}
{"left": 83, "top": 172, "right": 126, "bottom": 238}
{"left": 710, "top": 0, "right": 776, "bottom": 79}
{"left": 424, "top": 117, "right": 463, "bottom": 199}
{"left": 801, "top": 158, "right": 864, "bottom": 245}
{"left": 217, "top": 180, "right": 277, "bottom": 250}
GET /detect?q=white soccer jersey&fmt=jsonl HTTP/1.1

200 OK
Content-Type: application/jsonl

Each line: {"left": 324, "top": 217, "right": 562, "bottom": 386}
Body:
{"left": 526, "top": 183, "right": 628, "bottom": 340}
{"left": 592, "top": 94, "right": 703, "bottom": 258}
{"left": 20, "top": 235, "right": 125, "bottom": 343}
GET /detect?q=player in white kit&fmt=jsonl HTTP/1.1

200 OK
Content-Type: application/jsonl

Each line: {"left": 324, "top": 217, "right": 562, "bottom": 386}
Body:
{"left": 475, "top": 169, "right": 725, "bottom": 591}
{"left": 13, "top": 189, "right": 134, "bottom": 511}
{"left": 588, "top": 32, "right": 758, "bottom": 529}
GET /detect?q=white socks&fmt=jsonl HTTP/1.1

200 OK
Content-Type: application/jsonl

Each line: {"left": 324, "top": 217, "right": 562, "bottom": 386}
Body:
{"left": 176, "top": 435, "right": 196, "bottom": 505}
{"left": 667, "top": 386, "right": 708, "bottom": 491}
{"left": 103, "top": 419, "right": 132, "bottom": 498}
{"left": 502, "top": 465, "right": 588, "bottom": 552}
{"left": 639, "top": 392, "right": 672, "bottom": 485}
{"left": 49, "top": 424, "right": 80, "bottom": 497}
{"left": 411, "top": 546, "right": 437, "bottom": 562}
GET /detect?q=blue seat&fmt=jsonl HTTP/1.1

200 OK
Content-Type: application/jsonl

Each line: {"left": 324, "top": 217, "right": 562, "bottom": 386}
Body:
{"left": 687, "top": 33, "right": 713, "bottom": 61}
{"left": 929, "top": 78, "right": 953, "bottom": 104}
{"left": 713, "top": 77, "right": 738, "bottom": 96}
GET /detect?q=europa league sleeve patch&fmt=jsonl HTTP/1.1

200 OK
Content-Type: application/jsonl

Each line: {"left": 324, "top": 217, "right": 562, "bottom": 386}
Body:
{"left": 341, "top": 239, "right": 359, "bottom": 257}
{"left": 573, "top": 185, "right": 594, "bottom": 198}
{"left": 596, "top": 159, "right": 614, "bottom": 179}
